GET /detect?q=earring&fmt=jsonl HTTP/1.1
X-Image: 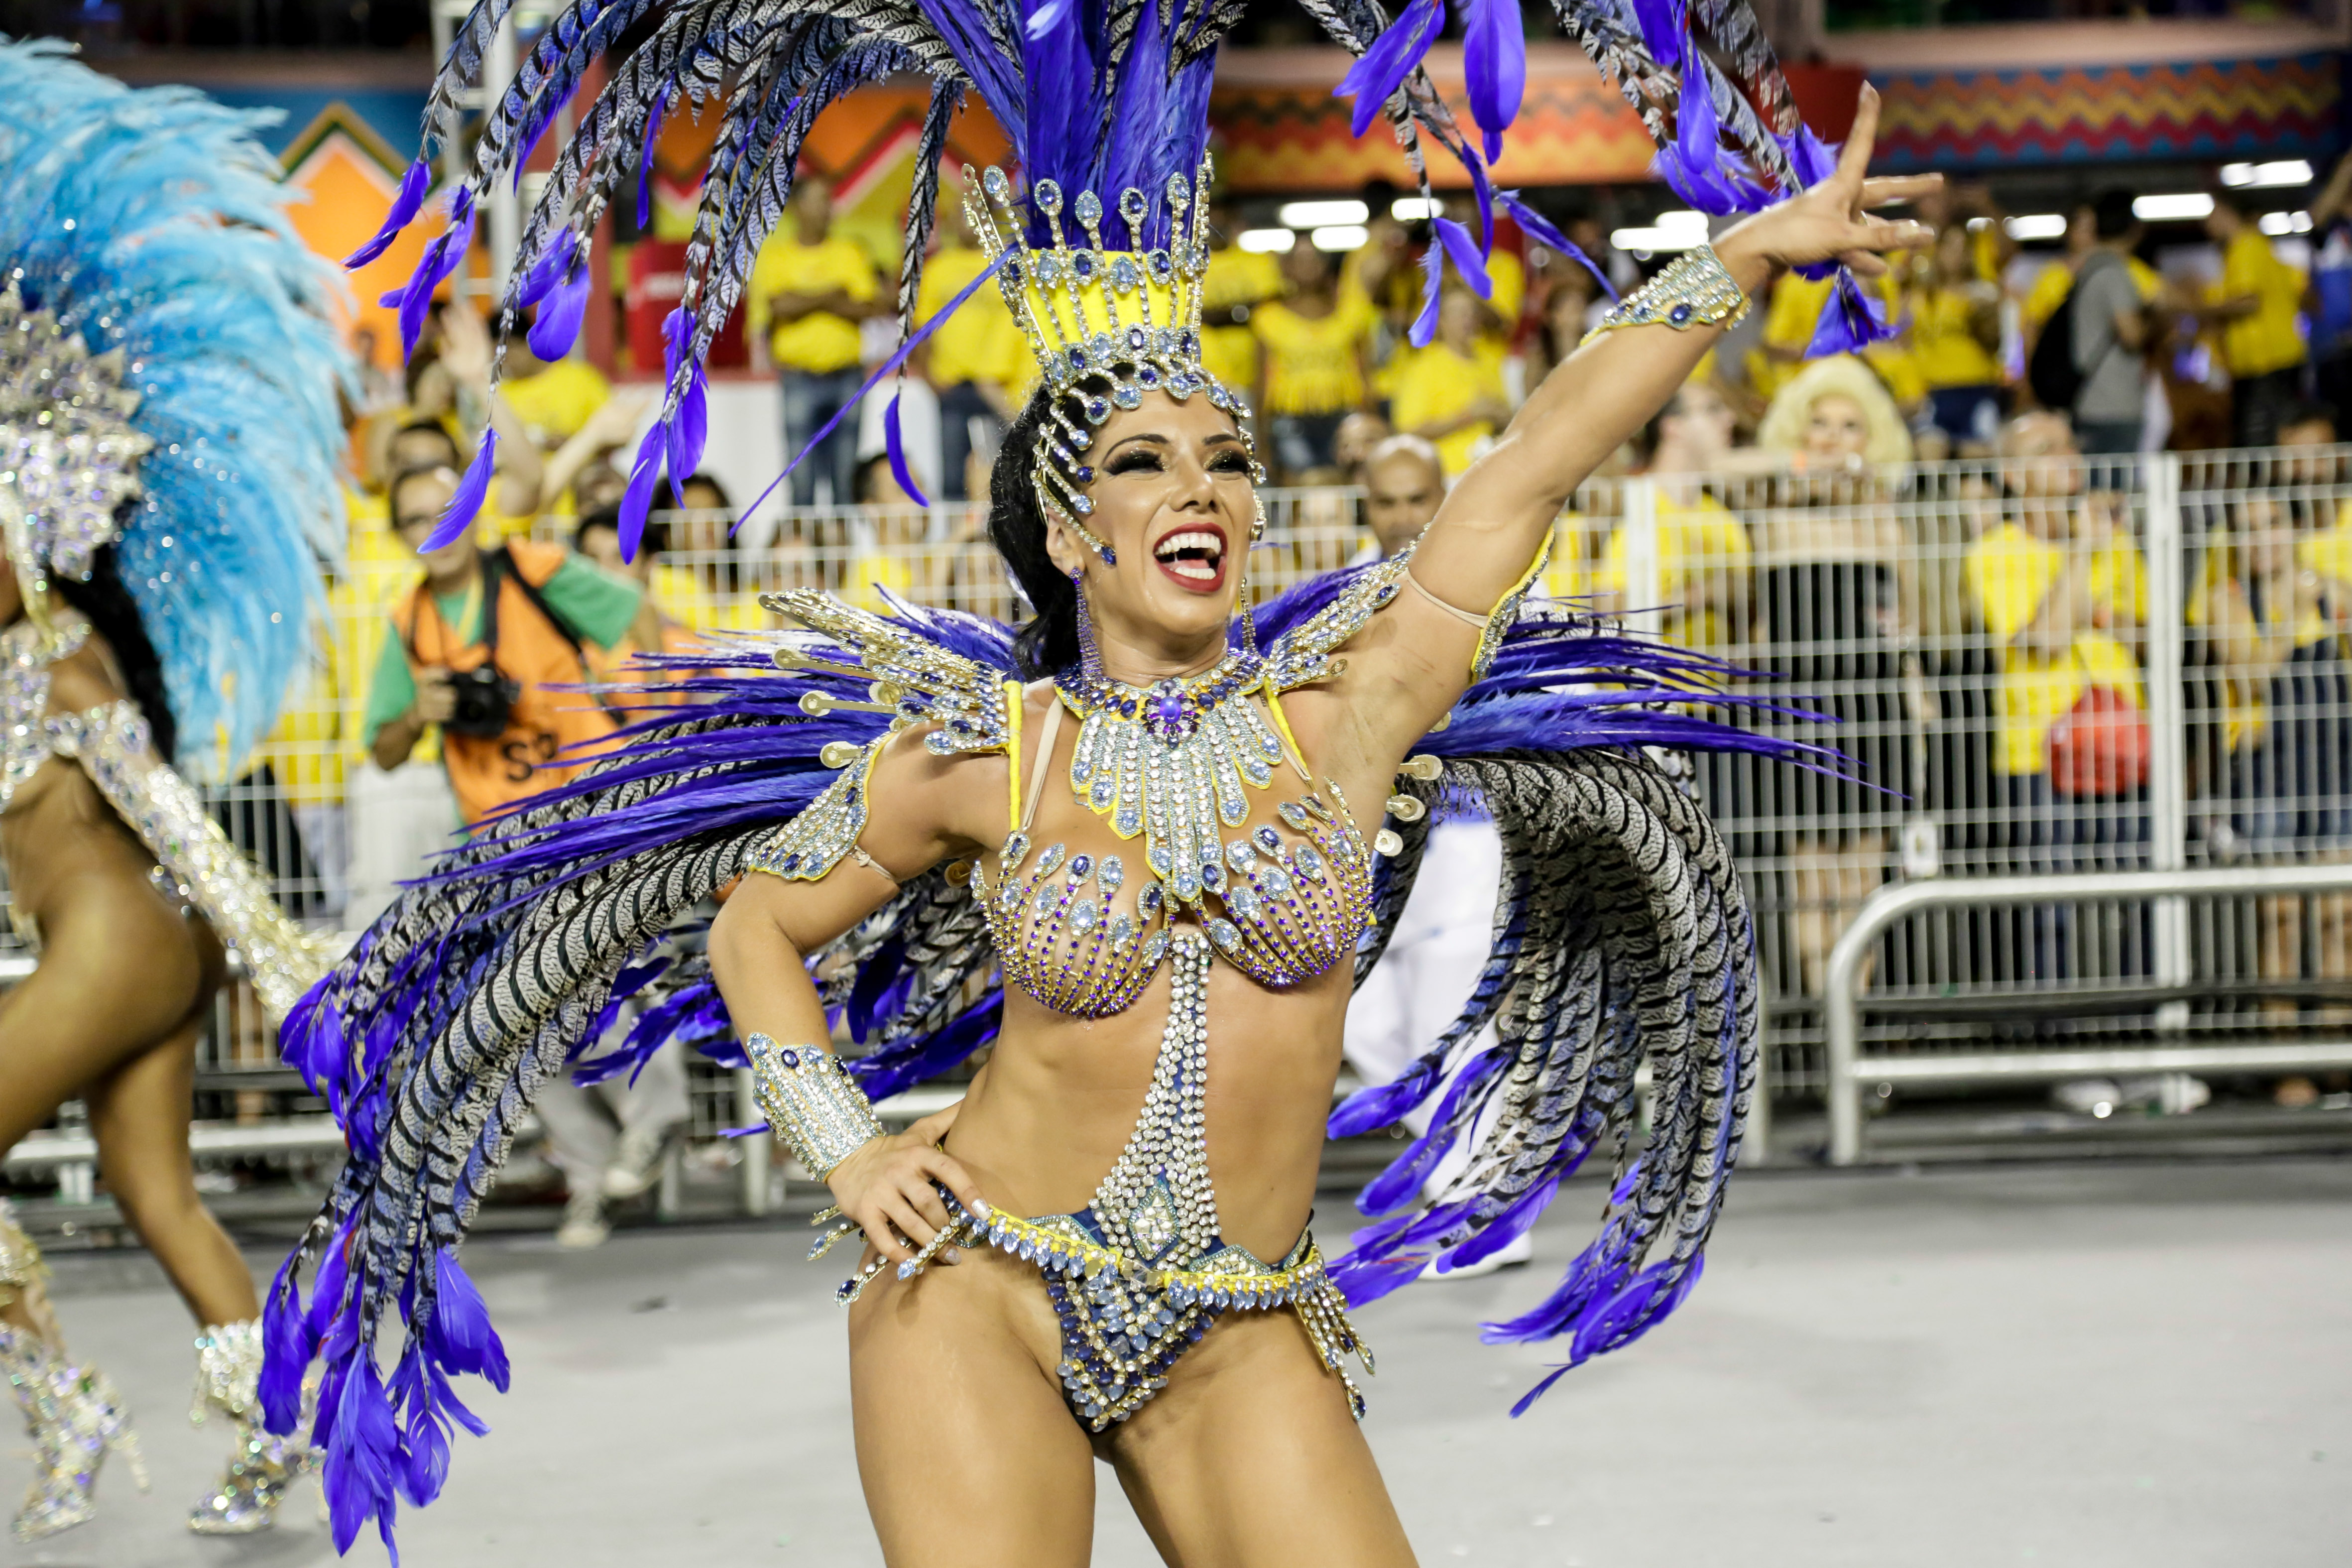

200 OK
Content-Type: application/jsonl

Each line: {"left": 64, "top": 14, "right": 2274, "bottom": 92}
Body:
{"left": 1237, "top": 562, "right": 1260, "bottom": 656}
{"left": 1071, "top": 565, "right": 1104, "bottom": 680}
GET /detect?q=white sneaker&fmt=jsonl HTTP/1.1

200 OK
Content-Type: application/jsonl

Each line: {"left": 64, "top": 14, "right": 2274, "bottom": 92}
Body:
{"left": 1421, "top": 1231, "right": 1534, "bottom": 1281}
{"left": 555, "top": 1189, "right": 609, "bottom": 1249}
{"left": 600, "top": 1126, "right": 668, "bottom": 1201}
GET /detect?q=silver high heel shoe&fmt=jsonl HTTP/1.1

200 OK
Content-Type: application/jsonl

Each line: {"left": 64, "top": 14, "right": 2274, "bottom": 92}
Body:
{"left": 187, "top": 1319, "right": 318, "bottom": 1535}
{"left": 0, "top": 1324, "right": 147, "bottom": 1540}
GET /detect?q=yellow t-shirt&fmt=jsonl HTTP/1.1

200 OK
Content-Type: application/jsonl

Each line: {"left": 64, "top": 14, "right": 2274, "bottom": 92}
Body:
{"left": 748, "top": 233, "right": 879, "bottom": 373}
{"left": 1389, "top": 339, "right": 1508, "bottom": 475}
{"left": 501, "top": 359, "right": 612, "bottom": 445}
{"left": 1596, "top": 491, "right": 1753, "bottom": 651}
{"left": 1993, "top": 633, "right": 2145, "bottom": 777}
{"left": 1201, "top": 247, "right": 1283, "bottom": 391}
{"left": 1539, "top": 513, "right": 1610, "bottom": 604}
{"left": 1751, "top": 269, "right": 1921, "bottom": 404}
{"left": 2296, "top": 499, "right": 2352, "bottom": 588}
{"left": 1484, "top": 250, "right": 1525, "bottom": 341}
{"left": 920, "top": 242, "right": 1019, "bottom": 392}
{"left": 848, "top": 548, "right": 914, "bottom": 614}
{"left": 1966, "top": 520, "right": 2149, "bottom": 774}
{"left": 2212, "top": 229, "right": 2308, "bottom": 379}
{"left": 1910, "top": 285, "right": 2002, "bottom": 389}
{"left": 1254, "top": 291, "right": 1375, "bottom": 416}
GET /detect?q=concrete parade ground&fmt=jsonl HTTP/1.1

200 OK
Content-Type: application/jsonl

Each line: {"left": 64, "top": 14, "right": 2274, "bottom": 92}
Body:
{"left": 3, "top": 1157, "right": 2347, "bottom": 1568}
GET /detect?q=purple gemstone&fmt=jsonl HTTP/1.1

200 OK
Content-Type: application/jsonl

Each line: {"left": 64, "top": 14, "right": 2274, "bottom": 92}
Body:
{"left": 1152, "top": 688, "right": 1188, "bottom": 732}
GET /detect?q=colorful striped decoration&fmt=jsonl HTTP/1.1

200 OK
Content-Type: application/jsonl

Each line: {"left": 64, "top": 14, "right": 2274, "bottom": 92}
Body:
{"left": 1871, "top": 53, "right": 2341, "bottom": 171}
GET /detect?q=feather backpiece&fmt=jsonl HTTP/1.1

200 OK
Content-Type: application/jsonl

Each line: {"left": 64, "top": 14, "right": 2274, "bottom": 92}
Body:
{"left": 264, "top": 571, "right": 1829, "bottom": 1547}
{"left": 0, "top": 38, "right": 348, "bottom": 780}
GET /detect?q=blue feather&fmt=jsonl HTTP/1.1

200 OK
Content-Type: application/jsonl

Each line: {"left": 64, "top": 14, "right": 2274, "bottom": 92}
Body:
{"left": 425, "top": 428, "right": 497, "bottom": 551}
{"left": 0, "top": 40, "right": 348, "bottom": 782}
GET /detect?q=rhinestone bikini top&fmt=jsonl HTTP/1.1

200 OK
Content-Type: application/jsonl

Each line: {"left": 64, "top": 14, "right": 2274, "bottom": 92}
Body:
{"left": 975, "top": 678, "right": 1379, "bottom": 1018}
{"left": 740, "top": 551, "right": 1539, "bottom": 1019}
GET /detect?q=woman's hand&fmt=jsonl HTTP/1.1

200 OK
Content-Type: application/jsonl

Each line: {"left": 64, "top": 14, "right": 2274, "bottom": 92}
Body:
{"left": 826, "top": 1126, "right": 989, "bottom": 1268}
{"left": 1714, "top": 87, "right": 1940, "bottom": 286}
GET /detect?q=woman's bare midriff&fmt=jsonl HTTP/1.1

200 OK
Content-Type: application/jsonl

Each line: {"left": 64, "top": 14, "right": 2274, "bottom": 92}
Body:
{"left": 943, "top": 960, "right": 1352, "bottom": 1262}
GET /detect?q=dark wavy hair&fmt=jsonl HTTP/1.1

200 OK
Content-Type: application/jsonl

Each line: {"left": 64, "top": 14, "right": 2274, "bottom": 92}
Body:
{"left": 989, "top": 387, "right": 1086, "bottom": 679}
{"left": 51, "top": 542, "right": 178, "bottom": 763}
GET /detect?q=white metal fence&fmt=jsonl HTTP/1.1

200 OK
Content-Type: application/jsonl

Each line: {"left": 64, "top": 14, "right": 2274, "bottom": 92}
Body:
{"left": 8, "top": 448, "right": 2352, "bottom": 1181}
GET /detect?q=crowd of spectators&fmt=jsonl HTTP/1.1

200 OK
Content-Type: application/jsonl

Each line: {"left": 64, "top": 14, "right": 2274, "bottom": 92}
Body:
{"left": 195, "top": 155, "right": 2352, "bottom": 1129}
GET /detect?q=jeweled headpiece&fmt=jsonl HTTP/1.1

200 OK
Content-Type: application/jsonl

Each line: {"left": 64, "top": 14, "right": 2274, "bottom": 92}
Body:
{"left": 963, "top": 157, "right": 1259, "bottom": 565}
{"left": 0, "top": 285, "right": 151, "bottom": 641}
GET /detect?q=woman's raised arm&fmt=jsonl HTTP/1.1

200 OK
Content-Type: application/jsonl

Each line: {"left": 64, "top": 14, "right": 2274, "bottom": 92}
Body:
{"left": 1410, "top": 88, "right": 1940, "bottom": 628}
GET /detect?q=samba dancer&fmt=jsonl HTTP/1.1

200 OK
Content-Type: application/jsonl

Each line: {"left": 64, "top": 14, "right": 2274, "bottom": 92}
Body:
{"left": 0, "top": 42, "right": 344, "bottom": 1538}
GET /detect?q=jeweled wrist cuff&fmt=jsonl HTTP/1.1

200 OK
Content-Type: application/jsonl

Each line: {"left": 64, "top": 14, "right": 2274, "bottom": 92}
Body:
{"left": 1583, "top": 245, "right": 1749, "bottom": 343}
{"left": 746, "top": 1034, "right": 884, "bottom": 1179}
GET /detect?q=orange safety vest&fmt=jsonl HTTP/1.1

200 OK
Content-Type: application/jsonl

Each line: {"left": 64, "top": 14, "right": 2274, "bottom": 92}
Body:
{"left": 584, "top": 616, "right": 705, "bottom": 717}
{"left": 398, "top": 540, "right": 621, "bottom": 825}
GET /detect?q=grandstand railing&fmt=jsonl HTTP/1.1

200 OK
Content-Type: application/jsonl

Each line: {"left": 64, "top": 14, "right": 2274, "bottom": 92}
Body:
{"left": 12, "top": 446, "right": 2352, "bottom": 1192}
{"left": 1824, "top": 864, "right": 2352, "bottom": 1164}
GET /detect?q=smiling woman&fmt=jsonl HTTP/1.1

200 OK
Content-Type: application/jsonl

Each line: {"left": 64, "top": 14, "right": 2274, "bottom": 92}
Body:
{"left": 266, "top": 0, "right": 1940, "bottom": 1557}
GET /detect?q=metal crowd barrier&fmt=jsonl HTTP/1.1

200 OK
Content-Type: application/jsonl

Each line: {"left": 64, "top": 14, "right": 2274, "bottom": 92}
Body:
{"left": 1824, "top": 864, "right": 2352, "bottom": 1164}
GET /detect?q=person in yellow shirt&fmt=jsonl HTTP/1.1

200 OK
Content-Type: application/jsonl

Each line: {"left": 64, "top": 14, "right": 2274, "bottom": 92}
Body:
{"left": 747, "top": 174, "right": 882, "bottom": 506}
{"left": 1250, "top": 242, "right": 1374, "bottom": 482}
{"left": 1594, "top": 378, "right": 1753, "bottom": 653}
{"left": 1200, "top": 199, "right": 1283, "bottom": 395}
{"left": 1388, "top": 286, "right": 1510, "bottom": 476}
{"left": 1748, "top": 264, "right": 1924, "bottom": 413}
{"left": 1909, "top": 224, "right": 2005, "bottom": 456}
{"left": 1479, "top": 246, "right": 1525, "bottom": 346}
{"left": 2200, "top": 193, "right": 2312, "bottom": 448}
{"left": 499, "top": 340, "right": 614, "bottom": 447}
{"left": 1968, "top": 413, "right": 2149, "bottom": 868}
{"left": 922, "top": 199, "right": 1020, "bottom": 499}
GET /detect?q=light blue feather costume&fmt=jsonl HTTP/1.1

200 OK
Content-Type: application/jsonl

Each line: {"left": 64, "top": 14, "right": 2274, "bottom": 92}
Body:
{"left": 260, "top": 0, "right": 1877, "bottom": 1551}
{"left": 0, "top": 37, "right": 348, "bottom": 1014}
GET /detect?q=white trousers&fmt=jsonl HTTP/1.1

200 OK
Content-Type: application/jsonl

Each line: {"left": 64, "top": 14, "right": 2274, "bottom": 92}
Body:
{"left": 1342, "top": 819, "right": 1506, "bottom": 1193}
{"left": 538, "top": 1007, "right": 692, "bottom": 1189}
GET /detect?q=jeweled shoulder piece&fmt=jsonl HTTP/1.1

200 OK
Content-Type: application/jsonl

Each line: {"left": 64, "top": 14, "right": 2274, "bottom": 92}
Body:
{"left": 744, "top": 739, "right": 883, "bottom": 883}
{"left": 1469, "top": 535, "right": 1552, "bottom": 682}
{"left": 757, "top": 588, "right": 1015, "bottom": 756}
{"left": 51, "top": 700, "right": 330, "bottom": 1018}
{"left": 1261, "top": 556, "right": 1412, "bottom": 693}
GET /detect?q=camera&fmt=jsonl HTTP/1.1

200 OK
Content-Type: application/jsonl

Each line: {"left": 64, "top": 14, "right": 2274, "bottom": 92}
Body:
{"left": 443, "top": 663, "right": 521, "bottom": 738}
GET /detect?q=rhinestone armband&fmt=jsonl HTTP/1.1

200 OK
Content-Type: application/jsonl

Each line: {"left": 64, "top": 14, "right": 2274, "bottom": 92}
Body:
{"left": 746, "top": 1035, "right": 885, "bottom": 1179}
{"left": 1582, "top": 245, "right": 1749, "bottom": 342}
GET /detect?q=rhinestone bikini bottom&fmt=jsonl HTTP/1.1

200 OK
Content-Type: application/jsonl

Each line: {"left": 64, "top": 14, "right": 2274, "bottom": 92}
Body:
{"left": 975, "top": 1203, "right": 1371, "bottom": 1432}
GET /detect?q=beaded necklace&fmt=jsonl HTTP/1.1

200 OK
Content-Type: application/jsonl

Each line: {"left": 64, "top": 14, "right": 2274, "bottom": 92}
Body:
{"left": 1052, "top": 648, "right": 1291, "bottom": 907}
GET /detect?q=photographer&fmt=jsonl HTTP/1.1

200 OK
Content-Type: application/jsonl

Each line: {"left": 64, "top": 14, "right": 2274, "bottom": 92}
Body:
{"left": 365, "top": 464, "right": 655, "bottom": 826}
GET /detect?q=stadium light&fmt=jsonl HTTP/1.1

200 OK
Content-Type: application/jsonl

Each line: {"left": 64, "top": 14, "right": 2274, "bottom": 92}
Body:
{"left": 2222, "top": 160, "right": 2314, "bottom": 189}
{"left": 2134, "top": 193, "right": 2215, "bottom": 222}
{"left": 1277, "top": 199, "right": 1368, "bottom": 228}
{"left": 1311, "top": 225, "right": 1369, "bottom": 252}
{"left": 1238, "top": 228, "right": 1295, "bottom": 253}
{"left": 2003, "top": 213, "right": 2068, "bottom": 241}
{"left": 2258, "top": 210, "right": 2315, "bottom": 236}
{"left": 1609, "top": 209, "right": 1710, "bottom": 253}
{"left": 1392, "top": 197, "right": 1438, "bottom": 221}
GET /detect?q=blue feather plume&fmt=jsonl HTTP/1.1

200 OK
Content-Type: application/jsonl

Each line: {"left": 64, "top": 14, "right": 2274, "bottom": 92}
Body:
{"left": 0, "top": 37, "right": 349, "bottom": 783}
